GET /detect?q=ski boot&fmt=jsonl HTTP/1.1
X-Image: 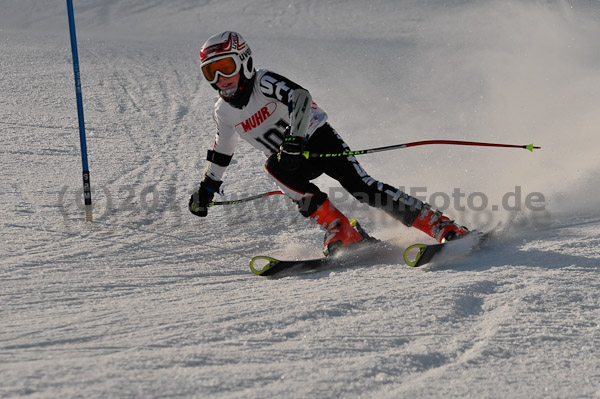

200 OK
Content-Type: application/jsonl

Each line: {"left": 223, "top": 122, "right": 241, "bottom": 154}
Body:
{"left": 309, "top": 198, "right": 365, "bottom": 256}
{"left": 411, "top": 205, "right": 469, "bottom": 243}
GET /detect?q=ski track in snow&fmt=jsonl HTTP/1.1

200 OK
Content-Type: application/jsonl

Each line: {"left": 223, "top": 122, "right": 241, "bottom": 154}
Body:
{"left": 2, "top": 1, "right": 600, "bottom": 398}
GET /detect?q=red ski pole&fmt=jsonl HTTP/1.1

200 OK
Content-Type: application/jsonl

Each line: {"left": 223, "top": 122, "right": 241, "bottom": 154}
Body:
{"left": 209, "top": 190, "right": 284, "bottom": 206}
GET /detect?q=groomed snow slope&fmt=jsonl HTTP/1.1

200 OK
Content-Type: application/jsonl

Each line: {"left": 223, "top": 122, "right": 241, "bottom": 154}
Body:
{"left": 1, "top": 1, "right": 600, "bottom": 398}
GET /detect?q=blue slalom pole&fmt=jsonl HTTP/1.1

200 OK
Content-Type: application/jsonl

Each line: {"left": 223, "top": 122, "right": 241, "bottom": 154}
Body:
{"left": 66, "top": 0, "right": 92, "bottom": 222}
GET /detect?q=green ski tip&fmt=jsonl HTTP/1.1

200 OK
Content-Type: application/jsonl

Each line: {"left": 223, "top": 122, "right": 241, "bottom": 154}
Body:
{"left": 250, "top": 256, "right": 280, "bottom": 275}
{"left": 525, "top": 144, "right": 534, "bottom": 152}
{"left": 404, "top": 243, "right": 428, "bottom": 267}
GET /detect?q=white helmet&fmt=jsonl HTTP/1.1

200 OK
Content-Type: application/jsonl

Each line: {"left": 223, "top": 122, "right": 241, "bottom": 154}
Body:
{"left": 199, "top": 31, "right": 254, "bottom": 84}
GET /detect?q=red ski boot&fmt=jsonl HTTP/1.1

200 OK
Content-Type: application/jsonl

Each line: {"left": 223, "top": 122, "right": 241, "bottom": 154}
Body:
{"left": 309, "top": 198, "right": 365, "bottom": 256}
{"left": 411, "top": 206, "right": 469, "bottom": 243}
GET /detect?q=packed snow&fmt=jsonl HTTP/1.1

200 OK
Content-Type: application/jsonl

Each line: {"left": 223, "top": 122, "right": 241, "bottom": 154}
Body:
{"left": 1, "top": 1, "right": 600, "bottom": 398}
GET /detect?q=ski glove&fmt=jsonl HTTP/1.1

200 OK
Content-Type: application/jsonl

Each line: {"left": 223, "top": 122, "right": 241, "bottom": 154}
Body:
{"left": 277, "top": 135, "right": 305, "bottom": 172}
{"left": 189, "top": 176, "right": 222, "bottom": 217}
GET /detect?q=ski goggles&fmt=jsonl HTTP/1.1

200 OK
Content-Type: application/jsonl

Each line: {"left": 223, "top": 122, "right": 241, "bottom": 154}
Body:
{"left": 201, "top": 56, "right": 241, "bottom": 84}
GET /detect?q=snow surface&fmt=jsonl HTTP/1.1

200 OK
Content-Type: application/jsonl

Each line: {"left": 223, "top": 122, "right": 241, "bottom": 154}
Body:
{"left": 2, "top": 0, "right": 600, "bottom": 398}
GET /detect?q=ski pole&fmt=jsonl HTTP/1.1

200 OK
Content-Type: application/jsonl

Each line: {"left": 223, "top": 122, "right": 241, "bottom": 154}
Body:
{"left": 208, "top": 140, "right": 541, "bottom": 207}
{"left": 303, "top": 140, "right": 541, "bottom": 159}
{"left": 208, "top": 190, "right": 284, "bottom": 206}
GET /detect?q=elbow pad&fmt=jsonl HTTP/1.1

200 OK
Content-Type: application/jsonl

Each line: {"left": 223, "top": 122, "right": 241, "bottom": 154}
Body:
{"left": 206, "top": 149, "right": 233, "bottom": 167}
{"left": 289, "top": 89, "right": 311, "bottom": 138}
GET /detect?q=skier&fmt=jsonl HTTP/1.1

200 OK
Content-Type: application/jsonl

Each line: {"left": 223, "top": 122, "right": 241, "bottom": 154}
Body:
{"left": 189, "top": 31, "right": 468, "bottom": 255}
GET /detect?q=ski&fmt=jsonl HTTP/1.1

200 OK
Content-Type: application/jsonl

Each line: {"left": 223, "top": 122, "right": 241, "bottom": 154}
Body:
{"left": 403, "top": 231, "right": 493, "bottom": 267}
{"left": 250, "top": 255, "right": 332, "bottom": 276}
{"left": 250, "top": 239, "right": 395, "bottom": 277}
